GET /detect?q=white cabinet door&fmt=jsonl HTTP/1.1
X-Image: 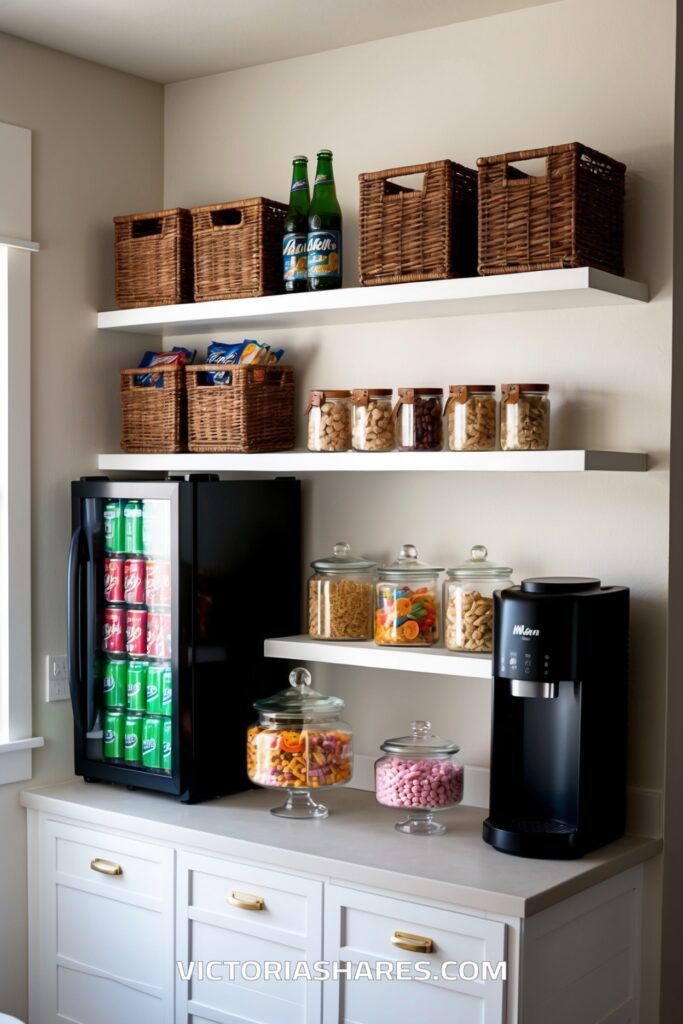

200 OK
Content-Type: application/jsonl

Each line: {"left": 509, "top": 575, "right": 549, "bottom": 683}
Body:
{"left": 176, "top": 851, "right": 323, "bottom": 1024}
{"left": 35, "top": 817, "right": 174, "bottom": 1024}
{"left": 323, "top": 884, "right": 506, "bottom": 1024}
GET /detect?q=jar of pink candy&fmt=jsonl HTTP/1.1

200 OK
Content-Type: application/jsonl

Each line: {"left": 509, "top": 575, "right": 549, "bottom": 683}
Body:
{"left": 375, "top": 720, "right": 463, "bottom": 835}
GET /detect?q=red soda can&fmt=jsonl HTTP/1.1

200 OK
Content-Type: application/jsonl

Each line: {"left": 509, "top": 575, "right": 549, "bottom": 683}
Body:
{"left": 124, "top": 558, "right": 146, "bottom": 606}
{"left": 104, "top": 557, "right": 124, "bottom": 604}
{"left": 103, "top": 607, "right": 126, "bottom": 653}
{"left": 147, "top": 611, "right": 172, "bottom": 659}
{"left": 145, "top": 560, "right": 171, "bottom": 607}
{"left": 126, "top": 608, "right": 148, "bottom": 656}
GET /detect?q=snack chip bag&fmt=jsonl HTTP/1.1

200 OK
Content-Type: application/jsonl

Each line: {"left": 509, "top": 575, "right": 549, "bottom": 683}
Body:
{"left": 267, "top": 348, "right": 285, "bottom": 365}
{"left": 136, "top": 346, "right": 195, "bottom": 387}
{"left": 239, "top": 340, "right": 271, "bottom": 365}
{"left": 205, "top": 340, "right": 246, "bottom": 384}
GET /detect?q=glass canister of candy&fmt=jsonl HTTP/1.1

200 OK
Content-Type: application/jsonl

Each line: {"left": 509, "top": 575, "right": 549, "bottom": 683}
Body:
{"left": 308, "top": 542, "right": 376, "bottom": 641}
{"left": 500, "top": 383, "right": 550, "bottom": 450}
{"left": 306, "top": 389, "right": 352, "bottom": 452}
{"left": 392, "top": 388, "right": 443, "bottom": 451}
{"left": 445, "top": 385, "right": 497, "bottom": 451}
{"left": 375, "top": 544, "right": 443, "bottom": 647}
{"left": 247, "top": 667, "right": 353, "bottom": 819}
{"left": 375, "top": 721, "right": 463, "bottom": 835}
{"left": 351, "top": 389, "right": 394, "bottom": 452}
{"left": 444, "top": 545, "right": 514, "bottom": 654}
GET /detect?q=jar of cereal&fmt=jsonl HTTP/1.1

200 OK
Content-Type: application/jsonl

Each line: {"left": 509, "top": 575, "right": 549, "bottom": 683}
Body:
{"left": 375, "top": 544, "right": 443, "bottom": 647}
{"left": 351, "top": 389, "right": 394, "bottom": 452}
{"left": 306, "top": 390, "right": 352, "bottom": 452}
{"left": 444, "top": 545, "right": 514, "bottom": 654}
{"left": 445, "top": 385, "right": 496, "bottom": 451}
{"left": 500, "top": 384, "right": 550, "bottom": 451}
{"left": 308, "top": 542, "right": 376, "bottom": 641}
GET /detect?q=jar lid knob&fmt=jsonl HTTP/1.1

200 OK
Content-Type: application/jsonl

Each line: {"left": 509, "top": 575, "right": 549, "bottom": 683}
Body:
{"left": 411, "top": 720, "right": 431, "bottom": 737}
{"left": 471, "top": 545, "right": 488, "bottom": 561}
{"left": 401, "top": 544, "right": 418, "bottom": 560}
{"left": 289, "top": 667, "right": 312, "bottom": 690}
{"left": 333, "top": 542, "right": 351, "bottom": 558}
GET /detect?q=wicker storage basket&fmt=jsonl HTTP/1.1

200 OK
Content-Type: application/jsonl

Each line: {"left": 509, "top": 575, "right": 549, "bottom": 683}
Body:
{"left": 477, "top": 143, "right": 625, "bottom": 276}
{"left": 358, "top": 160, "right": 477, "bottom": 286}
{"left": 191, "top": 198, "right": 288, "bottom": 301}
{"left": 120, "top": 365, "right": 186, "bottom": 453}
{"left": 114, "top": 208, "right": 193, "bottom": 308}
{"left": 186, "top": 364, "right": 295, "bottom": 453}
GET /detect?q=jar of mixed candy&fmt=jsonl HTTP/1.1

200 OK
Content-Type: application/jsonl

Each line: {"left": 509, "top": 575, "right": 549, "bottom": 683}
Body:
{"left": 444, "top": 545, "right": 514, "bottom": 654}
{"left": 306, "top": 389, "right": 352, "bottom": 452}
{"left": 500, "top": 383, "right": 550, "bottom": 451}
{"left": 375, "top": 720, "right": 463, "bottom": 834}
{"left": 308, "top": 542, "right": 376, "bottom": 641}
{"left": 375, "top": 544, "right": 443, "bottom": 647}
{"left": 445, "top": 385, "right": 497, "bottom": 451}
{"left": 247, "top": 667, "right": 353, "bottom": 819}
{"left": 351, "top": 388, "right": 394, "bottom": 452}
{"left": 393, "top": 388, "right": 444, "bottom": 451}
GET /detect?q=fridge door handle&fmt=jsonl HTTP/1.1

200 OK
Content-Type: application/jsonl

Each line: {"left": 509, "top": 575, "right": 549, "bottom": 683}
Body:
{"left": 67, "top": 525, "right": 87, "bottom": 733}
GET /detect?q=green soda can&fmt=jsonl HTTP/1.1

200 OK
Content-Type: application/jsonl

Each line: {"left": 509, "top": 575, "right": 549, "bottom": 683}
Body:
{"left": 161, "top": 717, "right": 172, "bottom": 774}
{"left": 124, "top": 500, "right": 144, "bottom": 554}
{"left": 126, "top": 660, "right": 147, "bottom": 712}
{"left": 104, "top": 500, "right": 124, "bottom": 554}
{"left": 142, "top": 715, "right": 163, "bottom": 770}
{"left": 145, "top": 664, "right": 164, "bottom": 715}
{"left": 103, "top": 658, "right": 127, "bottom": 709}
{"left": 160, "top": 664, "right": 173, "bottom": 717}
{"left": 103, "top": 709, "right": 125, "bottom": 760}
{"left": 123, "top": 713, "right": 143, "bottom": 763}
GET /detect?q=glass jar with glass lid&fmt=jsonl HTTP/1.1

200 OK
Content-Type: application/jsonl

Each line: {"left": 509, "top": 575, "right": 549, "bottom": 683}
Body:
{"left": 306, "top": 389, "right": 352, "bottom": 452}
{"left": 445, "top": 384, "right": 497, "bottom": 451}
{"left": 247, "top": 667, "right": 353, "bottom": 819}
{"left": 308, "top": 542, "right": 376, "bottom": 641}
{"left": 500, "top": 383, "right": 550, "bottom": 450}
{"left": 444, "top": 545, "right": 515, "bottom": 654}
{"left": 375, "top": 544, "right": 443, "bottom": 647}
{"left": 375, "top": 720, "right": 463, "bottom": 835}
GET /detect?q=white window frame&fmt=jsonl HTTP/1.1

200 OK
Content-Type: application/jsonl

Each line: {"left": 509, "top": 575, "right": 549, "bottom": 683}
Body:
{"left": 0, "top": 121, "right": 43, "bottom": 783}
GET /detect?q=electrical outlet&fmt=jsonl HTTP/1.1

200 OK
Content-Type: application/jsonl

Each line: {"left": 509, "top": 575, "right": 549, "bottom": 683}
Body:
{"left": 45, "top": 655, "right": 70, "bottom": 702}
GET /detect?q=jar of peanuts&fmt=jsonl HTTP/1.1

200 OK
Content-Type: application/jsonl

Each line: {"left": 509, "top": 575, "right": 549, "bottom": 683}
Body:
{"left": 500, "top": 384, "right": 550, "bottom": 451}
{"left": 247, "top": 667, "right": 353, "bottom": 819}
{"left": 445, "top": 385, "right": 497, "bottom": 451}
{"left": 351, "top": 388, "right": 394, "bottom": 452}
{"left": 375, "top": 720, "right": 463, "bottom": 835}
{"left": 443, "top": 545, "right": 514, "bottom": 654}
{"left": 308, "top": 542, "right": 376, "bottom": 641}
{"left": 393, "top": 388, "right": 443, "bottom": 451}
{"left": 375, "top": 544, "right": 443, "bottom": 647}
{"left": 306, "top": 390, "right": 352, "bottom": 452}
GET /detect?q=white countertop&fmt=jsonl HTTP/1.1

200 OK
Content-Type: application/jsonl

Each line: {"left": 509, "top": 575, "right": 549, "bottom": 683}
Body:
{"left": 20, "top": 781, "right": 661, "bottom": 919}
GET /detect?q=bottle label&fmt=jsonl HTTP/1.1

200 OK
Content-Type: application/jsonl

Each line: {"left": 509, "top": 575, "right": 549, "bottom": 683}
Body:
{"left": 314, "top": 175, "right": 333, "bottom": 185}
{"left": 291, "top": 179, "right": 309, "bottom": 192}
{"left": 307, "top": 230, "right": 341, "bottom": 278}
{"left": 283, "top": 233, "right": 308, "bottom": 282}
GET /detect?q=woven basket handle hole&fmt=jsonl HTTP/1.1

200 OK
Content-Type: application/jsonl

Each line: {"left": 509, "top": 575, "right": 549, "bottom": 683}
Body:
{"left": 210, "top": 209, "right": 243, "bottom": 228}
{"left": 383, "top": 172, "right": 427, "bottom": 197}
{"left": 131, "top": 218, "right": 163, "bottom": 238}
{"left": 506, "top": 157, "right": 548, "bottom": 182}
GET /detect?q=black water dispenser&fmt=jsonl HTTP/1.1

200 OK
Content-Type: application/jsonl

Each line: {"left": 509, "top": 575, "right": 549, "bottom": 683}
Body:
{"left": 483, "top": 577, "right": 629, "bottom": 859}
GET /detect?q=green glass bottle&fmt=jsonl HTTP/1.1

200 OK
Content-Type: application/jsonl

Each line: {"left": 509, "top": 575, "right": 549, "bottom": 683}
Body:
{"left": 283, "top": 156, "right": 310, "bottom": 293}
{"left": 307, "top": 149, "right": 342, "bottom": 291}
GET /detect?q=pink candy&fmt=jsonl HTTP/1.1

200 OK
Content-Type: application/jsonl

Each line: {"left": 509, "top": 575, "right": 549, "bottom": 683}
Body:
{"left": 375, "top": 757, "right": 464, "bottom": 809}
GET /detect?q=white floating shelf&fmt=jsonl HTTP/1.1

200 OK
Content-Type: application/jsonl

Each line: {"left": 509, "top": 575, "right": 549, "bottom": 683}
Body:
{"left": 264, "top": 635, "right": 492, "bottom": 679}
{"left": 97, "top": 268, "right": 648, "bottom": 335}
{"left": 97, "top": 449, "right": 647, "bottom": 473}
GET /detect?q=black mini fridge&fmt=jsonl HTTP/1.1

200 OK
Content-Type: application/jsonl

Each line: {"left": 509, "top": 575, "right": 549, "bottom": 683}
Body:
{"left": 68, "top": 476, "right": 300, "bottom": 803}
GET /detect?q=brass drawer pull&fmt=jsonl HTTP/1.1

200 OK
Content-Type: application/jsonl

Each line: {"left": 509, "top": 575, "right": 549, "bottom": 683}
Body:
{"left": 228, "top": 890, "right": 265, "bottom": 912}
{"left": 90, "top": 857, "right": 123, "bottom": 877}
{"left": 391, "top": 930, "right": 434, "bottom": 955}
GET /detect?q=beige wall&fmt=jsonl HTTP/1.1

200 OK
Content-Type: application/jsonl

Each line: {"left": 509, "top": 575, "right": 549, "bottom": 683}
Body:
{"left": 0, "top": 32, "right": 163, "bottom": 1018}
{"left": 165, "top": 1, "right": 675, "bottom": 1017}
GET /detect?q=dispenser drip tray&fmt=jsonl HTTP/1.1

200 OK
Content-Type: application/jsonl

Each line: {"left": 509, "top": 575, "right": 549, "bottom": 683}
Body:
{"left": 483, "top": 815, "right": 582, "bottom": 858}
{"left": 490, "top": 816, "right": 575, "bottom": 835}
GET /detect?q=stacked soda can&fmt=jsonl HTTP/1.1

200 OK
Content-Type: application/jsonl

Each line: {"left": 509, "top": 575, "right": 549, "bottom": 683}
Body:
{"left": 102, "top": 498, "right": 172, "bottom": 775}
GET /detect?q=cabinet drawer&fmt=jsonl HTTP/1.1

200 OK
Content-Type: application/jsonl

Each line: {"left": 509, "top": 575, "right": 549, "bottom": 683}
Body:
{"left": 323, "top": 884, "right": 506, "bottom": 1024}
{"left": 50, "top": 819, "right": 168, "bottom": 901}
